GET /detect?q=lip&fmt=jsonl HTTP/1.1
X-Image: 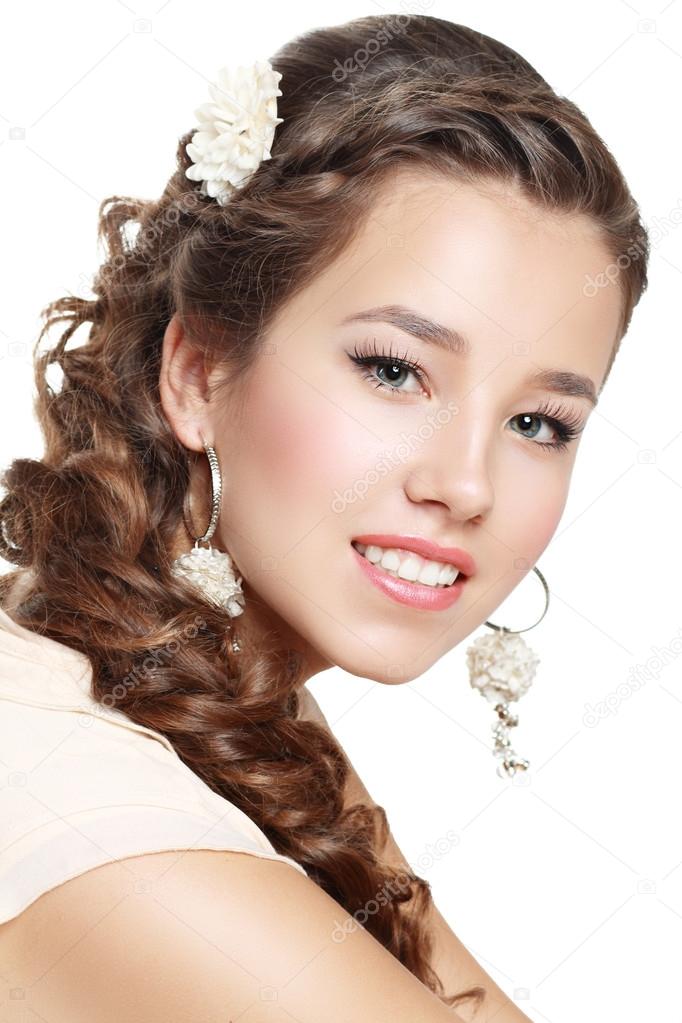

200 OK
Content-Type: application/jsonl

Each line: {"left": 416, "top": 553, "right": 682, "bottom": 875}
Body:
{"left": 351, "top": 544, "right": 468, "bottom": 611}
{"left": 350, "top": 534, "right": 476, "bottom": 577}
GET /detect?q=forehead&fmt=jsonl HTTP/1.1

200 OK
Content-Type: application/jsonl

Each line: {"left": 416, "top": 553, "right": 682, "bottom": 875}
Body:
{"left": 302, "top": 168, "right": 624, "bottom": 391}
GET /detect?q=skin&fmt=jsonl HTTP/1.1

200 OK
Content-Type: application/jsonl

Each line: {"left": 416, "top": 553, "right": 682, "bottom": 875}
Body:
{"left": 0, "top": 170, "right": 626, "bottom": 1022}
{"left": 161, "top": 168, "right": 623, "bottom": 690}
{"left": 160, "top": 170, "right": 623, "bottom": 1017}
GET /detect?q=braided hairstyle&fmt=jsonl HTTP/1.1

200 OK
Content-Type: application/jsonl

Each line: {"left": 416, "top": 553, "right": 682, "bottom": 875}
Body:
{"left": 0, "top": 14, "right": 649, "bottom": 1013}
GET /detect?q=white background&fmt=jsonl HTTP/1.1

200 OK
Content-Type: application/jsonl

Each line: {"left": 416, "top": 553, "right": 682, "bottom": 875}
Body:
{"left": 1, "top": 2, "right": 680, "bottom": 1020}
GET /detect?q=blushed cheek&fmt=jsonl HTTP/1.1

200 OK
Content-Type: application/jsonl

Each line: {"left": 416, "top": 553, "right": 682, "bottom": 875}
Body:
{"left": 504, "top": 467, "right": 571, "bottom": 561}
{"left": 236, "top": 368, "right": 372, "bottom": 522}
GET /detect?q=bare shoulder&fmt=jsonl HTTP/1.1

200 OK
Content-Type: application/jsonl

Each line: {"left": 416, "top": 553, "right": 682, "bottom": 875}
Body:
{"left": 0, "top": 849, "right": 466, "bottom": 1022}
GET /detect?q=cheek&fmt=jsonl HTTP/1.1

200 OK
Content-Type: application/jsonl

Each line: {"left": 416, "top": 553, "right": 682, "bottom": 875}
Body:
{"left": 501, "top": 460, "right": 572, "bottom": 558}
{"left": 233, "top": 368, "right": 372, "bottom": 521}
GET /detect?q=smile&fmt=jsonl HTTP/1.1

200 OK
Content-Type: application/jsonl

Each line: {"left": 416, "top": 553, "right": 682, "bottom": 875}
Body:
{"left": 352, "top": 541, "right": 460, "bottom": 587}
{"left": 350, "top": 542, "right": 469, "bottom": 612}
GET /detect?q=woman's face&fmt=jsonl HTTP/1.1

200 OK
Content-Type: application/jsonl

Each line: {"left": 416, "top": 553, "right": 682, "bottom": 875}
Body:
{"left": 162, "top": 170, "right": 623, "bottom": 685}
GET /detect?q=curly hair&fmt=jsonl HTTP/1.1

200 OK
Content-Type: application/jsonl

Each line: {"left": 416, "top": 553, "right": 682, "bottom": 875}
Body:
{"left": 0, "top": 13, "right": 649, "bottom": 1014}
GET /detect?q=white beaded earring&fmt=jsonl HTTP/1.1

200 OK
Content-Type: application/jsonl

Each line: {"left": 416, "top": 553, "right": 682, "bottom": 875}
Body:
{"left": 465, "top": 566, "right": 549, "bottom": 778}
{"left": 170, "top": 438, "right": 245, "bottom": 651}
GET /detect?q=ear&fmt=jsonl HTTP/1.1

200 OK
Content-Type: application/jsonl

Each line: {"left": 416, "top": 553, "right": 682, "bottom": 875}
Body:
{"left": 159, "top": 313, "right": 213, "bottom": 451}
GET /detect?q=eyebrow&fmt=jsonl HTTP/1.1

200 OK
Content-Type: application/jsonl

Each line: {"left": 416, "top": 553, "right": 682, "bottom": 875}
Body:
{"left": 340, "top": 303, "right": 598, "bottom": 408}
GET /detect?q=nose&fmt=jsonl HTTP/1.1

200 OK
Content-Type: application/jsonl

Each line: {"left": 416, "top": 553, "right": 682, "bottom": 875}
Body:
{"left": 403, "top": 414, "right": 495, "bottom": 523}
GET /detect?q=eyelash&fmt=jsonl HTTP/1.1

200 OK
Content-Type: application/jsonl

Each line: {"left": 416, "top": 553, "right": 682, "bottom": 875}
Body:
{"left": 347, "top": 339, "right": 585, "bottom": 453}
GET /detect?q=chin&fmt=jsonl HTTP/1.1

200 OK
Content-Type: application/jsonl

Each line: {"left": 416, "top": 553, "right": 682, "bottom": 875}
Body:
{"left": 334, "top": 650, "right": 428, "bottom": 686}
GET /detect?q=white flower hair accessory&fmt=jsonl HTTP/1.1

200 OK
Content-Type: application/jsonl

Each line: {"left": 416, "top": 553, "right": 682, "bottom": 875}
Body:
{"left": 185, "top": 59, "right": 283, "bottom": 206}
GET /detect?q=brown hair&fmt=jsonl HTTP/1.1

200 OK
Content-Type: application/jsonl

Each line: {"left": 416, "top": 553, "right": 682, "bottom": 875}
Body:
{"left": 0, "top": 14, "right": 649, "bottom": 1013}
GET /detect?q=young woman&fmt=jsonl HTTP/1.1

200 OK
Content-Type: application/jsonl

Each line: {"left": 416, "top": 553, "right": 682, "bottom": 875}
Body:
{"left": 0, "top": 14, "right": 649, "bottom": 1022}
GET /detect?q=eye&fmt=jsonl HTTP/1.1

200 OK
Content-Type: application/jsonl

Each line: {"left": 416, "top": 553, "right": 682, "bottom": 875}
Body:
{"left": 347, "top": 341, "right": 585, "bottom": 454}
{"left": 509, "top": 401, "right": 585, "bottom": 453}
{"left": 347, "top": 339, "right": 427, "bottom": 397}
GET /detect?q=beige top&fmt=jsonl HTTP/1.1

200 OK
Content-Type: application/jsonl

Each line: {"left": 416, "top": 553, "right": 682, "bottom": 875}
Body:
{"left": 0, "top": 605, "right": 307, "bottom": 924}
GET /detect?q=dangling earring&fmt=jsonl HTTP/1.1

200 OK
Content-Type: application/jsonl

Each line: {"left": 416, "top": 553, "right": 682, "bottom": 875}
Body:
{"left": 465, "top": 566, "right": 549, "bottom": 779}
{"left": 170, "top": 437, "right": 245, "bottom": 650}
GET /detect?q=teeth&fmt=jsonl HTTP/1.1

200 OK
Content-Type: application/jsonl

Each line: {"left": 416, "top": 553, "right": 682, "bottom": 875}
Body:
{"left": 398, "top": 555, "right": 424, "bottom": 582}
{"left": 416, "top": 559, "right": 442, "bottom": 586}
{"left": 353, "top": 542, "right": 461, "bottom": 588}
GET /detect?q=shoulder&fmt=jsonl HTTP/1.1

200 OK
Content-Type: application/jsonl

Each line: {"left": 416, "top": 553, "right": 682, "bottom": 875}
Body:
{"left": 0, "top": 697, "right": 306, "bottom": 924}
{"left": 0, "top": 848, "right": 461, "bottom": 1022}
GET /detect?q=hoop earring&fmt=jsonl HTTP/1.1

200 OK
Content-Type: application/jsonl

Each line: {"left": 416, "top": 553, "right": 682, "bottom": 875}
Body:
{"left": 170, "top": 437, "right": 245, "bottom": 651}
{"left": 465, "top": 565, "right": 549, "bottom": 779}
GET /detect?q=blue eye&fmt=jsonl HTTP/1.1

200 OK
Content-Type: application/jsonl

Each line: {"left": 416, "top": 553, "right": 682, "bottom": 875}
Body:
{"left": 347, "top": 339, "right": 427, "bottom": 396}
{"left": 508, "top": 404, "right": 585, "bottom": 452}
{"left": 347, "top": 339, "right": 586, "bottom": 454}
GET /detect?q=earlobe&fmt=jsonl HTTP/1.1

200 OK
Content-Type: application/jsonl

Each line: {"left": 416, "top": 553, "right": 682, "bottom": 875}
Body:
{"left": 159, "top": 313, "right": 212, "bottom": 452}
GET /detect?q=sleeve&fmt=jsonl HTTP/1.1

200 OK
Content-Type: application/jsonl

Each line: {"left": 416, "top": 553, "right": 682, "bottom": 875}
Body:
{"left": 0, "top": 699, "right": 308, "bottom": 925}
{"left": 0, "top": 803, "right": 308, "bottom": 924}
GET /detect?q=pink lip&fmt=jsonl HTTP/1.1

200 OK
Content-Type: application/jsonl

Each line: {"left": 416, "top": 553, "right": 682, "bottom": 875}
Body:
{"left": 351, "top": 534, "right": 476, "bottom": 577}
{"left": 351, "top": 545, "right": 468, "bottom": 612}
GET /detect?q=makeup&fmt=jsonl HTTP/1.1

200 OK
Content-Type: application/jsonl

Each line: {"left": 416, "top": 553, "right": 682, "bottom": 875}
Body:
{"left": 351, "top": 543, "right": 469, "bottom": 611}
